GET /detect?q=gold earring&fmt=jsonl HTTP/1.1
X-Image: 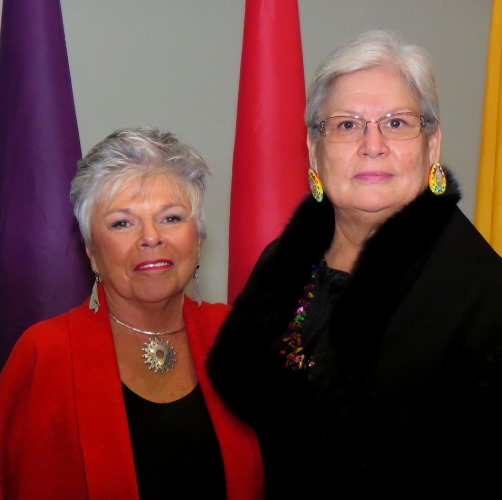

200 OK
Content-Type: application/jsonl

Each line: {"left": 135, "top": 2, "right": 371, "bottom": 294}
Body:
{"left": 308, "top": 168, "right": 323, "bottom": 202}
{"left": 429, "top": 162, "right": 447, "bottom": 195}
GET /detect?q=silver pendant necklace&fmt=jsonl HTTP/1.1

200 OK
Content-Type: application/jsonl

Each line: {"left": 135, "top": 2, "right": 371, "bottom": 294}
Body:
{"left": 109, "top": 313, "right": 185, "bottom": 373}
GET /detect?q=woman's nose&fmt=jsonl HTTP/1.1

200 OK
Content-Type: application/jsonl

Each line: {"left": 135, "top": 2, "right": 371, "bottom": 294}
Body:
{"left": 359, "top": 122, "right": 389, "bottom": 158}
{"left": 139, "top": 222, "right": 164, "bottom": 247}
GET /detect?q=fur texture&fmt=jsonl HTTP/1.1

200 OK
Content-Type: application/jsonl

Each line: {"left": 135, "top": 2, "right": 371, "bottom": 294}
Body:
{"left": 208, "top": 169, "right": 502, "bottom": 498}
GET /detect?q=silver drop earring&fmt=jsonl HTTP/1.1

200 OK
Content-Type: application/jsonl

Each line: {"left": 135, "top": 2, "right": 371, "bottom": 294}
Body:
{"left": 192, "top": 265, "right": 202, "bottom": 307}
{"left": 89, "top": 272, "right": 100, "bottom": 313}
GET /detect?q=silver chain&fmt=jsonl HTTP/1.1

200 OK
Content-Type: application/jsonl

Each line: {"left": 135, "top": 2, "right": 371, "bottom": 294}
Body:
{"left": 109, "top": 314, "right": 185, "bottom": 336}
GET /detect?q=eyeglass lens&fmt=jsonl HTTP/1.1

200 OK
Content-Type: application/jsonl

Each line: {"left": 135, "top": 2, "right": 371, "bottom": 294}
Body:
{"left": 321, "top": 112, "right": 424, "bottom": 143}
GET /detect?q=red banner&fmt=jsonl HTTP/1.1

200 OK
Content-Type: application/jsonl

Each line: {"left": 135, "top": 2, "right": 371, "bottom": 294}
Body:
{"left": 228, "top": 0, "right": 308, "bottom": 303}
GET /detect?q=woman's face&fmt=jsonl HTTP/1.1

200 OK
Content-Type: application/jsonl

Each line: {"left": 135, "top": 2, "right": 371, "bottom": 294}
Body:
{"left": 87, "top": 173, "right": 200, "bottom": 308}
{"left": 308, "top": 66, "right": 441, "bottom": 219}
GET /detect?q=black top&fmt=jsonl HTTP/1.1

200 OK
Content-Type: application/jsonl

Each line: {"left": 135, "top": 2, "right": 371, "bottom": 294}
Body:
{"left": 123, "top": 383, "right": 226, "bottom": 499}
{"left": 302, "top": 264, "right": 350, "bottom": 368}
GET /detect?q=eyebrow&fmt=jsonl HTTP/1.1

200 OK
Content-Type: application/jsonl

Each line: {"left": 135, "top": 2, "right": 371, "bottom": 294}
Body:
{"left": 103, "top": 203, "right": 188, "bottom": 217}
{"left": 327, "top": 108, "right": 416, "bottom": 118}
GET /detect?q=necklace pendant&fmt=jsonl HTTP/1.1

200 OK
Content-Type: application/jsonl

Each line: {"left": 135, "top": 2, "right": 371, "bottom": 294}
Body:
{"left": 142, "top": 338, "right": 177, "bottom": 373}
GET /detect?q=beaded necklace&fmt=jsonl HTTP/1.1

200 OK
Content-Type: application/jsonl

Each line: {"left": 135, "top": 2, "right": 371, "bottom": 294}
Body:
{"left": 280, "top": 262, "right": 322, "bottom": 371}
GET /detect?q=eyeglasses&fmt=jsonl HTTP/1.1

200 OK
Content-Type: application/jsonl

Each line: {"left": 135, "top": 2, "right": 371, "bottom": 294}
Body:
{"left": 314, "top": 112, "right": 426, "bottom": 143}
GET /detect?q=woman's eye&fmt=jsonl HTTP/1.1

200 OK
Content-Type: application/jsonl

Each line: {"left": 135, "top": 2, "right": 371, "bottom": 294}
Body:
{"left": 164, "top": 215, "right": 182, "bottom": 223}
{"left": 111, "top": 219, "right": 130, "bottom": 229}
{"left": 388, "top": 118, "right": 406, "bottom": 129}
{"left": 338, "top": 120, "right": 357, "bottom": 131}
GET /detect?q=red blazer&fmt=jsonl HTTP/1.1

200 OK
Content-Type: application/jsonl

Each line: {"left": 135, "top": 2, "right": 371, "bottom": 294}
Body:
{"left": 0, "top": 287, "right": 263, "bottom": 499}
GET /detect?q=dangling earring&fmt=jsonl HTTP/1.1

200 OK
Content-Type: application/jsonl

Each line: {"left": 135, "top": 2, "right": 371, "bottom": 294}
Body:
{"left": 89, "top": 272, "right": 101, "bottom": 313}
{"left": 308, "top": 167, "right": 323, "bottom": 202}
{"left": 429, "top": 162, "right": 447, "bottom": 195}
{"left": 192, "top": 265, "right": 202, "bottom": 307}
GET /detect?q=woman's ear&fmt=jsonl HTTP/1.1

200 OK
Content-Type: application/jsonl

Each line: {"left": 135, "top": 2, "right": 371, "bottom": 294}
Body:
{"left": 307, "top": 134, "right": 319, "bottom": 171}
{"left": 427, "top": 125, "right": 442, "bottom": 165}
{"left": 86, "top": 246, "right": 98, "bottom": 274}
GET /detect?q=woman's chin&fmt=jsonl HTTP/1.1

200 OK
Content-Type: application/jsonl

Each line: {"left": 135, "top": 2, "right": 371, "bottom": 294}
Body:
{"left": 350, "top": 197, "right": 401, "bottom": 217}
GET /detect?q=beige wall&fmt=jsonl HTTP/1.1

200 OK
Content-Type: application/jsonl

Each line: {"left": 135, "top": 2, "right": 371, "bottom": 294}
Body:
{"left": 2, "top": 0, "right": 494, "bottom": 303}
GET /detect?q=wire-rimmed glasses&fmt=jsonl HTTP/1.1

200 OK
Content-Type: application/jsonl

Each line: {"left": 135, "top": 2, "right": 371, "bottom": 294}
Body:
{"left": 314, "top": 112, "right": 426, "bottom": 143}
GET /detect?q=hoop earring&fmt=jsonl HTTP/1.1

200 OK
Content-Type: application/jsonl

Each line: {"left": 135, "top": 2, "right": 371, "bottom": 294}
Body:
{"left": 308, "top": 168, "right": 323, "bottom": 202}
{"left": 429, "top": 162, "right": 447, "bottom": 195}
{"left": 89, "top": 272, "right": 101, "bottom": 313}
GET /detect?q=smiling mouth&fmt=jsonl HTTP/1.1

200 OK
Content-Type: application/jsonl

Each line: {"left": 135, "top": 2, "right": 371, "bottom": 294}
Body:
{"left": 135, "top": 261, "right": 173, "bottom": 271}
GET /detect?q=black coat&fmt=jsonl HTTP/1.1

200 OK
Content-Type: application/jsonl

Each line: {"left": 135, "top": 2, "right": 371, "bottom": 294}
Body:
{"left": 208, "top": 173, "right": 502, "bottom": 499}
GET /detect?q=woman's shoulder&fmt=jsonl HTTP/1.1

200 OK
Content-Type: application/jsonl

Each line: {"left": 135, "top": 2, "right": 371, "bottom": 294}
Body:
{"left": 2, "top": 300, "right": 90, "bottom": 372}
{"left": 200, "top": 300, "right": 231, "bottom": 315}
{"left": 12, "top": 311, "right": 71, "bottom": 353}
{"left": 185, "top": 297, "right": 230, "bottom": 323}
{"left": 446, "top": 208, "right": 502, "bottom": 276}
{"left": 183, "top": 298, "right": 231, "bottom": 351}
{"left": 0, "top": 314, "right": 73, "bottom": 402}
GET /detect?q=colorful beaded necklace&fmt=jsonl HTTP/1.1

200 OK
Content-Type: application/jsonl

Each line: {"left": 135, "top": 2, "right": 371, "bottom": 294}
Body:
{"left": 280, "top": 261, "right": 322, "bottom": 371}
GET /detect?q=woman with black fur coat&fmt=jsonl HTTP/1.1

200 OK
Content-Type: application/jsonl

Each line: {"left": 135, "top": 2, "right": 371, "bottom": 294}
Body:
{"left": 208, "top": 30, "right": 502, "bottom": 499}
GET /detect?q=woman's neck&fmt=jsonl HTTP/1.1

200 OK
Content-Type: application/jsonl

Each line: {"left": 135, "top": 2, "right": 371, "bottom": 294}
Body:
{"left": 325, "top": 208, "right": 388, "bottom": 272}
{"left": 104, "top": 289, "right": 185, "bottom": 333}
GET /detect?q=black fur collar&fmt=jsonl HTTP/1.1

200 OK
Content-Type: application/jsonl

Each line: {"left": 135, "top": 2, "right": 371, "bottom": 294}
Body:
{"left": 231, "top": 168, "right": 460, "bottom": 340}
{"left": 208, "top": 169, "right": 461, "bottom": 421}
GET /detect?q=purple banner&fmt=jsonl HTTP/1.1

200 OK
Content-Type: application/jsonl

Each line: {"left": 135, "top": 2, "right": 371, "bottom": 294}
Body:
{"left": 0, "top": 0, "right": 91, "bottom": 368}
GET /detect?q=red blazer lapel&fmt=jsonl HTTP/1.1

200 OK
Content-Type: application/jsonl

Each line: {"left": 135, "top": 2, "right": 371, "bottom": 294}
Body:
{"left": 69, "top": 286, "right": 139, "bottom": 499}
